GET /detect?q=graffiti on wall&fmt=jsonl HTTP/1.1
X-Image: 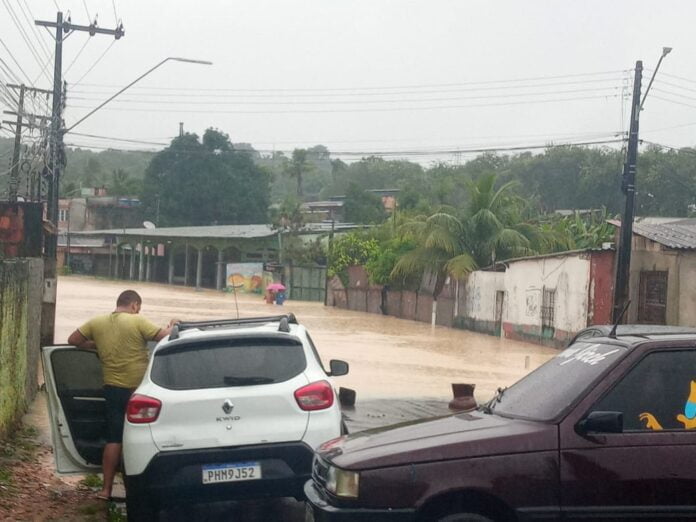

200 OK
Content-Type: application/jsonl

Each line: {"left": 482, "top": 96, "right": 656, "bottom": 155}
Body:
{"left": 226, "top": 263, "right": 264, "bottom": 293}
{"left": 525, "top": 288, "right": 539, "bottom": 318}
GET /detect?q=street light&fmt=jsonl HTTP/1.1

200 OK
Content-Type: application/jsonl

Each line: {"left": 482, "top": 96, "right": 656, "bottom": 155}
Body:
{"left": 640, "top": 46, "right": 672, "bottom": 111}
{"left": 65, "top": 56, "right": 213, "bottom": 133}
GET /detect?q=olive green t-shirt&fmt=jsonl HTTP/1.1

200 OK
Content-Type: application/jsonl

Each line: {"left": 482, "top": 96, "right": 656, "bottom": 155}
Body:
{"left": 78, "top": 313, "right": 161, "bottom": 389}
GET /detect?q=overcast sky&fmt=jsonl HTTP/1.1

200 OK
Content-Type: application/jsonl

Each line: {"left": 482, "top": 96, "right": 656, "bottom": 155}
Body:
{"left": 1, "top": 1, "right": 695, "bottom": 163}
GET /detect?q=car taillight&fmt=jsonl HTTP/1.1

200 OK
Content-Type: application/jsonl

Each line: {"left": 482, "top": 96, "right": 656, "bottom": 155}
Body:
{"left": 126, "top": 394, "right": 161, "bottom": 424}
{"left": 295, "top": 380, "right": 334, "bottom": 411}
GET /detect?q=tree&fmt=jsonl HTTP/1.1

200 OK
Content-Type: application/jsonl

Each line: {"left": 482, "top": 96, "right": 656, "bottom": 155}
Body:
{"left": 343, "top": 183, "right": 386, "bottom": 224}
{"left": 285, "top": 149, "right": 312, "bottom": 198}
{"left": 391, "top": 213, "right": 476, "bottom": 299}
{"left": 109, "top": 169, "right": 141, "bottom": 196}
{"left": 465, "top": 174, "right": 536, "bottom": 266}
{"left": 140, "top": 129, "right": 270, "bottom": 226}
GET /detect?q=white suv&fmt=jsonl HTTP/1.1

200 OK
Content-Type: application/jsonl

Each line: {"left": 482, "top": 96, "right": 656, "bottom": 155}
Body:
{"left": 42, "top": 314, "right": 348, "bottom": 521}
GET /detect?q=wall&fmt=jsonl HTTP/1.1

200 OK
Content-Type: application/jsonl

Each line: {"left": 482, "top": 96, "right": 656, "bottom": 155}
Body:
{"left": 455, "top": 271, "right": 504, "bottom": 335}
{"left": 678, "top": 254, "right": 696, "bottom": 326}
{"left": 628, "top": 237, "right": 680, "bottom": 324}
{"left": 0, "top": 258, "right": 43, "bottom": 438}
{"left": 503, "top": 254, "right": 592, "bottom": 347}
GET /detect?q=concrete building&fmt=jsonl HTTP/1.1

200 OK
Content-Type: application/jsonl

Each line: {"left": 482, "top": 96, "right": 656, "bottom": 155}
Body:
{"left": 458, "top": 249, "right": 615, "bottom": 347}
{"left": 615, "top": 218, "right": 696, "bottom": 325}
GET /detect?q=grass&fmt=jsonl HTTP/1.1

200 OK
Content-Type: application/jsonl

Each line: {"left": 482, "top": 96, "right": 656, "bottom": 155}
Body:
{"left": 107, "top": 502, "right": 127, "bottom": 522}
{"left": 80, "top": 473, "right": 104, "bottom": 489}
{"left": 0, "top": 423, "right": 39, "bottom": 496}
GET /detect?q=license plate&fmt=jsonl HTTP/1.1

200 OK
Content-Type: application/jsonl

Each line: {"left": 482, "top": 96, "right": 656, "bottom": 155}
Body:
{"left": 201, "top": 461, "right": 262, "bottom": 484}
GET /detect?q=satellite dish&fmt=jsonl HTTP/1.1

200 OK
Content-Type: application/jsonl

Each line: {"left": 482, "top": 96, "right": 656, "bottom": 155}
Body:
{"left": 143, "top": 221, "right": 156, "bottom": 229}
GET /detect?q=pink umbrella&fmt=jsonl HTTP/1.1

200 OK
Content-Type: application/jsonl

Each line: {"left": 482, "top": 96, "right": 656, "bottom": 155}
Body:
{"left": 266, "top": 282, "right": 286, "bottom": 292}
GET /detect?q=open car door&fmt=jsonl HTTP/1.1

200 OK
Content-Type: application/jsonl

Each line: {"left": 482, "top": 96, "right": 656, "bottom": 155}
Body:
{"left": 42, "top": 345, "right": 106, "bottom": 474}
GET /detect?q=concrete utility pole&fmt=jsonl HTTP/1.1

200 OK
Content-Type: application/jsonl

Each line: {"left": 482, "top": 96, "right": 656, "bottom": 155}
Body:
{"left": 34, "top": 11, "right": 124, "bottom": 345}
{"left": 613, "top": 48, "right": 672, "bottom": 323}
{"left": 612, "top": 61, "right": 643, "bottom": 323}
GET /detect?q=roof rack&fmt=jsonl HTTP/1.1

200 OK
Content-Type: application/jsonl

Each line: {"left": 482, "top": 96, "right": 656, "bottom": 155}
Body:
{"left": 169, "top": 314, "right": 298, "bottom": 340}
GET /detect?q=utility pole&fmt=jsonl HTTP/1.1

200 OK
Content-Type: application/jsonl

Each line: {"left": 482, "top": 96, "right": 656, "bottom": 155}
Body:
{"left": 8, "top": 84, "right": 24, "bottom": 203}
{"left": 34, "top": 11, "right": 124, "bottom": 345}
{"left": 179, "top": 122, "right": 184, "bottom": 136}
{"left": 613, "top": 61, "right": 643, "bottom": 323}
{"left": 3, "top": 84, "right": 53, "bottom": 202}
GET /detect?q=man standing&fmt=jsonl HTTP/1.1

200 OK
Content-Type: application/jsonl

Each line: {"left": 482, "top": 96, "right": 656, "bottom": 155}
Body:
{"left": 67, "top": 290, "right": 178, "bottom": 500}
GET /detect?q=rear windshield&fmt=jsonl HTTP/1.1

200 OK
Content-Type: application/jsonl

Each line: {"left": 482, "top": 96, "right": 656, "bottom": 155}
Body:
{"left": 151, "top": 337, "right": 306, "bottom": 390}
{"left": 491, "top": 341, "right": 627, "bottom": 421}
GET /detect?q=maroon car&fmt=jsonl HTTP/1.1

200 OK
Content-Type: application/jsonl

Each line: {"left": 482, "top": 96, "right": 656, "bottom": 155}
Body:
{"left": 305, "top": 332, "right": 696, "bottom": 521}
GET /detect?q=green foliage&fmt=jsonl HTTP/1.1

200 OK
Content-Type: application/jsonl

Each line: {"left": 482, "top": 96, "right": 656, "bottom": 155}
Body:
{"left": 343, "top": 183, "right": 387, "bottom": 224}
{"left": 540, "top": 209, "right": 616, "bottom": 252}
{"left": 328, "top": 232, "right": 379, "bottom": 283}
{"left": 365, "top": 236, "right": 416, "bottom": 285}
{"left": 140, "top": 129, "right": 270, "bottom": 226}
{"left": 80, "top": 473, "right": 103, "bottom": 489}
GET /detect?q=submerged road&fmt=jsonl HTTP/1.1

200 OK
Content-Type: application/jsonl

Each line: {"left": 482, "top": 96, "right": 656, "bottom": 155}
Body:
{"left": 53, "top": 276, "right": 557, "bottom": 520}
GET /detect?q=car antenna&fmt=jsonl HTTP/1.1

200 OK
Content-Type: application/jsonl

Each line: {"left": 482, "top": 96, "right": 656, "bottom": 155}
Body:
{"left": 608, "top": 300, "right": 631, "bottom": 339}
{"left": 230, "top": 280, "right": 240, "bottom": 319}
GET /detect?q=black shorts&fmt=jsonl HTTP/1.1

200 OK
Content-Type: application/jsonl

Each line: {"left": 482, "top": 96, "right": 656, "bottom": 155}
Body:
{"left": 103, "top": 385, "right": 134, "bottom": 443}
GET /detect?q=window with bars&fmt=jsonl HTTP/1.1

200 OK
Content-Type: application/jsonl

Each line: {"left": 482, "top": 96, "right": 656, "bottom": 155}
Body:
{"left": 541, "top": 287, "right": 556, "bottom": 329}
{"left": 59, "top": 209, "right": 69, "bottom": 222}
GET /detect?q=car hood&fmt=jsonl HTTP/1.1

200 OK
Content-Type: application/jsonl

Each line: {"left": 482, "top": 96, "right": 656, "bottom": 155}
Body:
{"left": 319, "top": 411, "right": 557, "bottom": 470}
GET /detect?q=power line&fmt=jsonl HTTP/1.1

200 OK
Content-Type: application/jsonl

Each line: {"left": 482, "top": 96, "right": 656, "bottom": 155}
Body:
{"left": 67, "top": 93, "right": 622, "bottom": 115}
{"left": 64, "top": 36, "right": 91, "bottom": 75}
{"left": 62, "top": 137, "right": 625, "bottom": 157}
{"left": 66, "top": 86, "right": 622, "bottom": 106}
{"left": 70, "top": 76, "right": 625, "bottom": 98}
{"left": 72, "top": 69, "right": 628, "bottom": 94}
{"left": 16, "top": 0, "right": 53, "bottom": 59}
{"left": 1, "top": 0, "right": 52, "bottom": 83}
{"left": 71, "top": 40, "right": 116, "bottom": 88}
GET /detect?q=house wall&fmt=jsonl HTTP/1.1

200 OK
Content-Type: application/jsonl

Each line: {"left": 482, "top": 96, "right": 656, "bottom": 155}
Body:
{"left": 454, "top": 271, "right": 504, "bottom": 335}
{"left": 678, "top": 254, "right": 696, "bottom": 326}
{"left": 628, "top": 237, "right": 680, "bottom": 324}
{"left": 502, "top": 255, "right": 592, "bottom": 347}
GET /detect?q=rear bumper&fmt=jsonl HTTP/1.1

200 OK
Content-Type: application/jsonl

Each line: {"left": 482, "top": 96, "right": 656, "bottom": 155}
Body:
{"left": 304, "top": 480, "right": 416, "bottom": 522}
{"left": 125, "top": 442, "right": 314, "bottom": 504}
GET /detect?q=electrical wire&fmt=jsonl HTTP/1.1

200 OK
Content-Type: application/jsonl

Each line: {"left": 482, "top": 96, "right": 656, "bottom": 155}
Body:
{"left": 73, "top": 69, "right": 628, "bottom": 94}
{"left": 16, "top": 0, "right": 53, "bottom": 59}
{"left": 82, "top": 0, "right": 91, "bottom": 21}
{"left": 71, "top": 40, "right": 116, "bottom": 88}
{"left": 0, "top": 36, "right": 34, "bottom": 85}
{"left": 70, "top": 76, "right": 625, "bottom": 98}
{"left": 65, "top": 36, "right": 91, "bottom": 75}
{"left": 112, "top": 0, "right": 119, "bottom": 23}
{"left": 67, "top": 93, "right": 622, "bottom": 115}
{"left": 1, "top": 0, "right": 52, "bottom": 84}
{"left": 66, "top": 86, "right": 622, "bottom": 106}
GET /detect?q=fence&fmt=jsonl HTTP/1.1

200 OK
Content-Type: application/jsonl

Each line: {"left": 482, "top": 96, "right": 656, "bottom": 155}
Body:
{"left": 286, "top": 265, "right": 327, "bottom": 302}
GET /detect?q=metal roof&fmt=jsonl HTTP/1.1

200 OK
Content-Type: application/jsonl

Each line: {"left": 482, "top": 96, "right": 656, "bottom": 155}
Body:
{"left": 70, "top": 222, "right": 363, "bottom": 240}
{"left": 71, "top": 224, "right": 277, "bottom": 240}
{"left": 612, "top": 218, "right": 696, "bottom": 250}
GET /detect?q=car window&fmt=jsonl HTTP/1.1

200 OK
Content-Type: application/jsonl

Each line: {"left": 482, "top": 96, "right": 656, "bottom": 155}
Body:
{"left": 151, "top": 338, "right": 306, "bottom": 390}
{"left": 492, "top": 342, "right": 626, "bottom": 421}
{"left": 305, "top": 332, "right": 328, "bottom": 373}
{"left": 592, "top": 350, "right": 696, "bottom": 432}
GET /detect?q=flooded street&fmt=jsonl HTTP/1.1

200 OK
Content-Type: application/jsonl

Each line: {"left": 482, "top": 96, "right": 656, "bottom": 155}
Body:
{"left": 55, "top": 275, "right": 556, "bottom": 403}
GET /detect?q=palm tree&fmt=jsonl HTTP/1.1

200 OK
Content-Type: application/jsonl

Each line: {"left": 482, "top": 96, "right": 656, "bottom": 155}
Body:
{"left": 285, "top": 149, "right": 311, "bottom": 198}
{"left": 465, "top": 174, "right": 536, "bottom": 266}
{"left": 391, "top": 212, "right": 476, "bottom": 300}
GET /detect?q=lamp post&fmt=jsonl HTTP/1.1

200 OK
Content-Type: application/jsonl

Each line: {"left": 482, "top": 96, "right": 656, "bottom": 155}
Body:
{"left": 65, "top": 57, "right": 213, "bottom": 133}
{"left": 613, "top": 47, "right": 672, "bottom": 323}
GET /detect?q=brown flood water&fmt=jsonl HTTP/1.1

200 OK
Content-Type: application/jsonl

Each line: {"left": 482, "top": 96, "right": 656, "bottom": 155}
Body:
{"left": 55, "top": 276, "right": 557, "bottom": 403}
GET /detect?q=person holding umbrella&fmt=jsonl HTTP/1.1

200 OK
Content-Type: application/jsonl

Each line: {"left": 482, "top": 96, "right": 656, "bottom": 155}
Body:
{"left": 266, "top": 282, "right": 286, "bottom": 305}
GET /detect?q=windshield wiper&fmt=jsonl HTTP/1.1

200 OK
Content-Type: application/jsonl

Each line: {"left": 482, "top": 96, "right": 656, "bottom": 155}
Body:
{"left": 223, "top": 376, "right": 274, "bottom": 386}
{"left": 479, "top": 386, "right": 508, "bottom": 415}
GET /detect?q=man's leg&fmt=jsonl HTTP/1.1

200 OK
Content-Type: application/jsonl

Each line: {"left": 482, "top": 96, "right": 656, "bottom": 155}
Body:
{"left": 99, "top": 443, "right": 121, "bottom": 498}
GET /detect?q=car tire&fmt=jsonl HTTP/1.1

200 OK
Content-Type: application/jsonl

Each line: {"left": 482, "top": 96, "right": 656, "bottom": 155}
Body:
{"left": 437, "top": 513, "right": 494, "bottom": 522}
{"left": 124, "top": 476, "right": 158, "bottom": 522}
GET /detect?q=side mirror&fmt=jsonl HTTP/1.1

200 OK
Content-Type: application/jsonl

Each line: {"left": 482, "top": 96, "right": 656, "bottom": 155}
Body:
{"left": 577, "top": 411, "right": 623, "bottom": 435}
{"left": 329, "top": 359, "right": 349, "bottom": 377}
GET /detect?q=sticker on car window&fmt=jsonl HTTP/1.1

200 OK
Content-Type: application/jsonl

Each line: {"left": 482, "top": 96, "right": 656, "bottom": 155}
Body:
{"left": 558, "top": 344, "right": 621, "bottom": 366}
{"left": 640, "top": 380, "right": 696, "bottom": 430}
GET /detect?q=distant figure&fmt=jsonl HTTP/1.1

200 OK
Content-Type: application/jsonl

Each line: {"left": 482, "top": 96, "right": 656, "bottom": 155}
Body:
{"left": 67, "top": 290, "right": 179, "bottom": 501}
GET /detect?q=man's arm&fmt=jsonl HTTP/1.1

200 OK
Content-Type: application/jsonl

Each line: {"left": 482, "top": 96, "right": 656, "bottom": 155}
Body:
{"left": 67, "top": 330, "right": 97, "bottom": 350}
{"left": 152, "top": 319, "right": 180, "bottom": 342}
